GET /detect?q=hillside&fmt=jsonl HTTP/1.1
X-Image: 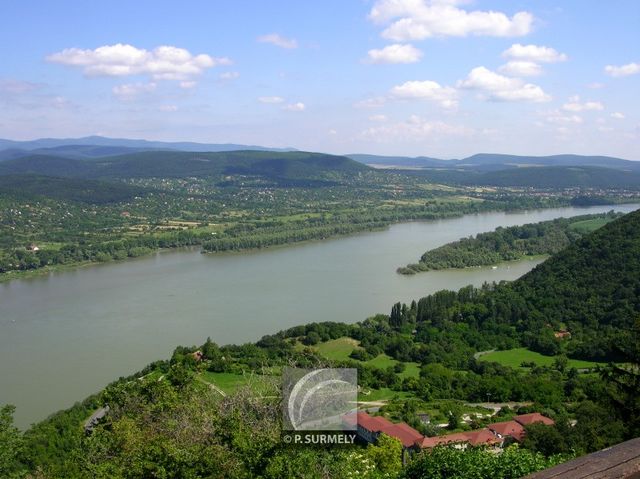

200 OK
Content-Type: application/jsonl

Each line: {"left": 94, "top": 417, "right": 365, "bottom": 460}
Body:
{"left": 348, "top": 153, "right": 640, "bottom": 172}
{"left": 0, "top": 150, "right": 369, "bottom": 182}
{"left": 0, "top": 174, "right": 153, "bottom": 204}
{"left": 509, "top": 208, "right": 640, "bottom": 334}
{"left": 472, "top": 166, "right": 640, "bottom": 189}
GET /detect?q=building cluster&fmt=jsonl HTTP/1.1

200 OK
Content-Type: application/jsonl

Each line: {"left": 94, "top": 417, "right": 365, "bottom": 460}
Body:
{"left": 343, "top": 411, "right": 554, "bottom": 452}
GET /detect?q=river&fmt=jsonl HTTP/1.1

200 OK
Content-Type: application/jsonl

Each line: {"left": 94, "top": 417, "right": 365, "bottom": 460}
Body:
{"left": 1, "top": 204, "right": 638, "bottom": 428}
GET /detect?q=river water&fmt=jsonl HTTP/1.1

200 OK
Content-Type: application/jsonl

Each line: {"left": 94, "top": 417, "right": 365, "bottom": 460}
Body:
{"left": 1, "top": 204, "right": 637, "bottom": 428}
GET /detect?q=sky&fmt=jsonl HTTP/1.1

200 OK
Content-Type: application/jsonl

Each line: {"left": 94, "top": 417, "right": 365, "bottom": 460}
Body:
{"left": 0, "top": 0, "right": 638, "bottom": 159}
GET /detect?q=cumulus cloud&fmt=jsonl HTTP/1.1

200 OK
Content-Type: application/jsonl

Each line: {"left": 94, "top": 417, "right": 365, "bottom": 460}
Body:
{"left": 457, "top": 66, "right": 551, "bottom": 102}
{"left": 257, "top": 33, "right": 298, "bottom": 49}
{"left": 112, "top": 82, "right": 157, "bottom": 100}
{"left": 47, "top": 44, "right": 230, "bottom": 82}
{"left": 502, "top": 44, "right": 567, "bottom": 63}
{"left": 158, "top": 105, "right": 178, "bottom": 112}
{"left": 180, "top": 81, "right": 197, "bottom": 89}
{"left": 361, "top": 114, "right": 473, "bottom": 142}
{"left": 368, "top": 0, "right": 533, "bottom": 40}
{"left": 611, "top": 112, "right": 625, "bottom": 119}
{"left": 604, "top": 62, "right": 640, "bottom": 77}
{"left": 390, "top": 80, "right": 458, "bottom": 108}
{"left": 366, "top": 44, "right": 422, "bottom": 64}
{"left": 499, "top": 60, "right": 542, "bottom": 77}
{"left": 282, "top": 102, "right": 305, "bottom": 111}
{"left": 562, "top": 95, "right": 604, "bottom": 112}
{"left": 369, "top": 114, "right": 388, "bottom": 122}
{"left": 258, "top": 96, "right": 285, "bottom": 104}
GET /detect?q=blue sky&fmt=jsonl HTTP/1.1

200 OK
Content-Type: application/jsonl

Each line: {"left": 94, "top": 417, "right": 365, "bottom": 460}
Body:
{"left": 0, "top": 0, "right": 638, "bottom": 159}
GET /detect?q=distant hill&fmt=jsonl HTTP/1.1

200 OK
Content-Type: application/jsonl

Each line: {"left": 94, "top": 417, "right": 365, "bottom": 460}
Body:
{"left": 0, "top": 135, "right": 295, "bottom": 157}
{"left": 348, "top": 153, "right": 640, "bottom": 172}
{"left": 346, "top": 154, "right": 447, "bottom": 168}
{"left": 0, "top": 150, "right": 370, "bottom": 182}
{"left": 0, "top": 174, "right": 152, "bottom": 204}
{"left": 472, "top": 166, "right": 640, "bottom": 189}
{"left": 0, "top": 145, "right": 170, "bottom": 161}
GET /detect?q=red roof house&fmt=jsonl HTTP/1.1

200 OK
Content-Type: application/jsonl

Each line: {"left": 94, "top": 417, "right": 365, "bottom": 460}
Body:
{"left": 514, "top": 413, "right": 555, "bottom": 427}
{"left": 488, "top": 420, "right": 526, "bottom": 442}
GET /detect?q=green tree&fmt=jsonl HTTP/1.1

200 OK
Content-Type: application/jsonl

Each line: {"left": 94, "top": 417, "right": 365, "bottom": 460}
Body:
{"left": 0, "top": 405, "right": 25, "bottom": 479}
{"left": 365, "top": 433, "right": 403, "bottom": 475}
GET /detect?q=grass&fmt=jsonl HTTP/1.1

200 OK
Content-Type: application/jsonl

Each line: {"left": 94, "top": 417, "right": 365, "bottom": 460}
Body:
{"left": 569, "top": 217, "right": 616, "bottom": 234}
{"left": 312, "top": 337, "right": 421, "bottom": 379}
{"left": 315, "top": 337, "right": 360, "bottom": 361}
{"left": 359, "top": 388, "right": 412, "bottom": 402}
{"left": 478, "top": 347, "right": 604, "bottom": 370}
{"left": 200, "top": 371, "right": 276, "bottom": 394}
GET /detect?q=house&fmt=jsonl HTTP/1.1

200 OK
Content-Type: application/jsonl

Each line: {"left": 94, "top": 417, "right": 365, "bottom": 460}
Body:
{"left": 415, "top": 428, "right": 501, "bottom": 450}
{"left": 343, "top": 411, "right": 422, "bottom": 449}
{"left": 487, "top": 420, "right": 526, "bottom": 443}
{"left": 514, "top": 413, "right": 555, "bottom": 427}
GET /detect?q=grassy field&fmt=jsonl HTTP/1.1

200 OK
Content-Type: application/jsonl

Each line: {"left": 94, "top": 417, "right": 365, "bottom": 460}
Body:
{"left": 478, "top": 348, "right": 604, "bottom": 370}
{"left": 315, "top": 337, "right": 360, "bottom": 361}
{"left": 198, "top": 371, "right": 277, "bottom": 395}
{"left": 569, "top": 217, "right": 616, "bottom": 234}
{"left": 313, "top": 337, "right": 420, "bottom": 379}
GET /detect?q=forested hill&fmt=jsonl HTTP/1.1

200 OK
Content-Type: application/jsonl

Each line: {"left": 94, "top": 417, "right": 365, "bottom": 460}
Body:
{"left": 472, "top": 166, "right": 640, "bottom": 189}
{"left": 348, "top": 152, "right": 640, "bottom": 172}
{"left": 0, "top": 150, "right": 370, "bottom": 181}
{"left": 508, "top": 207, "right": 640, "bottom": 335}
{"left": 398, "top": 212, "right": 621, "bottom": 274}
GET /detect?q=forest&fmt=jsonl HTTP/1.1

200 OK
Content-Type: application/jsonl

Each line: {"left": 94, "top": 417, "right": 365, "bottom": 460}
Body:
{"left": 1, "top": 203, "right": 638, "bottom": 479}
{"left": 398, "top": 211, "right": 621, "bottom": 274}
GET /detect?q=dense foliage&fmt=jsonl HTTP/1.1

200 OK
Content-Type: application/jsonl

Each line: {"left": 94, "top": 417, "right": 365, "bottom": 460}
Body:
{"left": 399, "top": 212, "right": 620, "bottom": 273}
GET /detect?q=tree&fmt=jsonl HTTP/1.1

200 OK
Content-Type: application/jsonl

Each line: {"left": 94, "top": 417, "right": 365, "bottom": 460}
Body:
{"left": 0, "top": 405, "right": 25, "bottom": 479}
{"left": 365, "top": 433, "right": 403, "bottom": 475}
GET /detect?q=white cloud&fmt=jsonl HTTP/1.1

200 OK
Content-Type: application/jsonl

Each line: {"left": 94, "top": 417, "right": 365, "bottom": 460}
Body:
{"left": 545, "top": 110, "right": 583, "bottom": 124}
{"left": 587, "top": 82, "right": 605, "bottom": 89}
{"left": 158, "top": 105, "right": 178, "bottom": 112}
{"left": 47, "top": 44, "right": 230, "bottom": 82}
{"left": 328, "top": 129, "right": 337, "bottom": 135}
{"left": 258, "top": 96, "right": 285, "bottom": 104}
{"left": 611, "top": 112, "right": 625, "bottom": 119}
{"left": 354, "top": 96, "right": 387, "bottom": 108}
{"left": 361, "top": 114, "right": 473, "bottom": 142}
{"left": 562, "top": 95, "right": 604, "bottom": 112}
{"left": 457, "top": 66, "right": 551, "bottom": 102}
{"left": 598, "top": 126, "right": 614, "bottom": 132}
{"left": 369, "top": 114, "right": 388, "bottom": 122}
{"left": 219, "top": 71, "right": 240, "bottom": 81}
{"left": 257, "top": 33, "right": 298, "bottom": 49}
{"left": 282, "top": 102, "right": 305, "bottom": 112}
{"left": 605, "top": 62, "right": 640, "bottom": 77}
{"left": 499, "top": 60, "right": 542, "bottom": 77}
{"left": 0, "top": 79, "right": 43, "bottom": 94}
{"left": 390, "top": 80, "right": 458, "bottom": 108}
{"left": 502, "top": 44, "right": 567, "bottom": 63}
{"left": 368, "top": 0, "right": 533, "bottom": 40}
{"left": 366, "top": 44, "right": 422, "bottom": 64}
{"left": 112, "top": 82, "right": 157, "bottom": 99}
{"left": 179, "top": 81, "right": 197, "bottom": 89}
